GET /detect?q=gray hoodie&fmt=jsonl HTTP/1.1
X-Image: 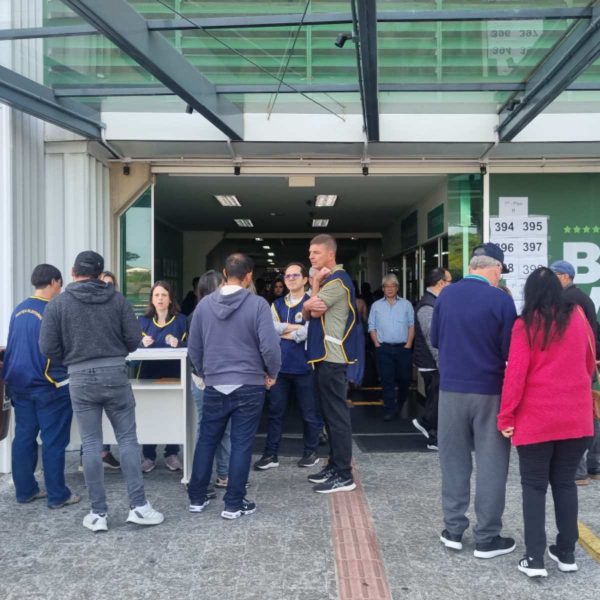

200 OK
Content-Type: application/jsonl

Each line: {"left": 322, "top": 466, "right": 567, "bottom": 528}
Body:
{"left": 189, "top": 288, "right": 281, "bottom": 387}
{"left": 39, "top": 279, "right": 141, "bottom": 370}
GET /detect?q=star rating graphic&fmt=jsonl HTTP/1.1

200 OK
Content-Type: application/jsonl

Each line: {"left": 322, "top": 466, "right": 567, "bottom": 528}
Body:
{"left": 563, "top": 225, "right": 600, "bottom": 234}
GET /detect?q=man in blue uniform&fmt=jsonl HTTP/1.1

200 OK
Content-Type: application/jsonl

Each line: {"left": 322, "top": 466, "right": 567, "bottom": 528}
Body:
{"left": 3, "top": 264, "right": 79, "bottom": 508}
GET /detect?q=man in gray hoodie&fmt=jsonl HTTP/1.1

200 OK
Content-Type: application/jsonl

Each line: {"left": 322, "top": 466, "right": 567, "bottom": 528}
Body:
{"left": 39, "top": 251, "right": 164, "bottom": 532}
{"left": 187, "top": 253, "right": 281, "bottom": 519}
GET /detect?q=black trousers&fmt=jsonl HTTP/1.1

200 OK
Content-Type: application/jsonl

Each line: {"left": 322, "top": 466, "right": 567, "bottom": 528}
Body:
{"left": 517, "top": 437, "right": 589, "bottom": 560}
{"left": 420, "top": 370, "right": 440, "bottom": 433}
{"left": 315, "top": 362, "right": 352, "bottom": 479}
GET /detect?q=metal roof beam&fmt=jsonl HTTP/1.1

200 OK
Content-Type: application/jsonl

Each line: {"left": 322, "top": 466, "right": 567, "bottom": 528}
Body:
{"left": 61, "top": 0, "right": 243, "bottom": 140}
{"left": 498, "top": 4, "right": 600, "bottom": 141}
{"left": 353, "top": 1, "right": 379, "bottom": 142}
{"left": 0, "top": 64, "right": 103, "bottom": 138}
{"left": 1, "top": 7, "right": 592, "bottom": 40}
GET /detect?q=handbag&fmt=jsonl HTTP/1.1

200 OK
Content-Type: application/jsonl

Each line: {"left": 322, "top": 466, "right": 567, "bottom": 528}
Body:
{"left": 577, "top": 308, "right": 600, "bottom": 419}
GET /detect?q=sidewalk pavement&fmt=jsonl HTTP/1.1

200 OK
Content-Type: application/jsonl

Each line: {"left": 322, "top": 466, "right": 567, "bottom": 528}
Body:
{"left": 0, "top": 442, "right": 599, "bottom": 600}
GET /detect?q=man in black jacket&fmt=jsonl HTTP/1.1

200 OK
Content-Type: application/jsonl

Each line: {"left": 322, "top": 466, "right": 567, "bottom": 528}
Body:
{"left": 411, "top": 268, "right": 452, "bottom": 450}
{"left": 550, "top": 260, "right": 600, "bottom": 485}
{"left": 40, "top": 251, "right": 164, "bottom": 532}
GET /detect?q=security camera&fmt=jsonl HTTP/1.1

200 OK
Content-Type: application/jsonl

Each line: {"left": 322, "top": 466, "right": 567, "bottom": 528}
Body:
{"left": 362, "top": 165, "right": 369, "bottom": 176}
{"left": 335, "top": 32, "right": 355, "bottom": 48}
{"left": 480, "top": 164, "right": 487, "bottom": 176}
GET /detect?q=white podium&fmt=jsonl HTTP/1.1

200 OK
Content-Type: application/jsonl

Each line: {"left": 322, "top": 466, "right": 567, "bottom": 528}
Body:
{"left": 70, "top": 348, "right": 196, "bottom": 483}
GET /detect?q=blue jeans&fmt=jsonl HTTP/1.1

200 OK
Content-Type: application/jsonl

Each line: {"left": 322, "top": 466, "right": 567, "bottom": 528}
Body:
{"left": 188, "top": 385, "right": 264, "bottom": 511}
{"left": 265, "top": 372, "right": 321, "bottom": 456}
{"left": 69, "top": 365, "right": 146, "bottom": 513}
{"left": 376, "top": 343, "right": 412, "bottom": 415}
{"left": 11, "top": 387, "right": 73, "bottom": 506}
{"left": 191, "top": 384, "right": 231, "bottom": 478}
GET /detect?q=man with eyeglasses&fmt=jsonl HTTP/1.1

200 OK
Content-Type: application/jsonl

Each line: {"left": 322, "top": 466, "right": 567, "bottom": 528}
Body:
{"left": 254, "top": 262, "right": 322, "bottom": 471}
{"left": 368, "top": 273, "right": 415, "bottom": 421}
{"left": 412, "top": 268, "right": 452, "bottom": 450}
{"left": 431, "top": 243, "right": 517, "bottom": 559}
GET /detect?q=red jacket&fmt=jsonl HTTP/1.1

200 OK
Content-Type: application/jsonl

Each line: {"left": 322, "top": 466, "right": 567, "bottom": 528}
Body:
{"left": 497, "top": 309, "right": 596, "bottom": 446}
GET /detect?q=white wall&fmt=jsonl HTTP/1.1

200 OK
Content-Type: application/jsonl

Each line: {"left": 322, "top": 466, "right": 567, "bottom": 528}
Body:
{"left": 382, "top": 178, "right": 448, "bottom": 259}
{"left": 182, "top": 231, "right": 225, "bottom": 287}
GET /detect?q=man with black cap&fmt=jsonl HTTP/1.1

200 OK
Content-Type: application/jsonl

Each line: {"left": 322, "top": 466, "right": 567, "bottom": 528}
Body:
{"left": 431, "top": 243, "right": 517, "bottom": 559}
{"left": 40, "top": 251, "right": 164, "bottom": 532}
{"left": 550, "top": 259, "right": 600, "bottom": 486}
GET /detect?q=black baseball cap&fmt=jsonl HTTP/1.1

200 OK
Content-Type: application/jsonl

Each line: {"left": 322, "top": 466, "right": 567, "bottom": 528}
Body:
{"left": 472, "top": 243, "right": 510, "bottom": 274}
{"left": 73, "top": 250, "right": 104, "bottom": 277}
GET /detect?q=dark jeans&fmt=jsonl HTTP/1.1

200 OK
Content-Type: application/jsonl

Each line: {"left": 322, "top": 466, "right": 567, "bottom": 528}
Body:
{"left": 517, "top": 437, "right": 590, "bottom": 560}
{"left": 420, "top": 370, "right": 439, "bottom": 433}
{"left": 575, "top": 418, "right": 600, "bottom": 479}
{"left": 142, "top": 444, "right": 180, "bottom": 460}
{"left": 69, "top": 365, "right": 146, "bottom": 513}
{"left": 188, "top": 385, "right": 265, "bottom": 511}
{"left": 315, "top": 362, "right": 352, "bottom": 479}
{"left": 376, "top": 343, "right": 412, "bottom": 415}
{"left": 11, "top": 387, "right": 73, "bottom": 507}
{"left": 265, "top": 372, "right": 321, "bottom": 456}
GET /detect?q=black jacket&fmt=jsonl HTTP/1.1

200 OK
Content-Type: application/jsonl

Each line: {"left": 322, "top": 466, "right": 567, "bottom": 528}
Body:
{"left": 564, "top": 284, "right": 599, "bottom": 357}
{"left": 414, "top": 291, "right": 437, "bottom": 370}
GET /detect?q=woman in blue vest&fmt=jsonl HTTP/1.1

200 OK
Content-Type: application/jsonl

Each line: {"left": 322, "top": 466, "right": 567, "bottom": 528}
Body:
{"left": 138, "top": 281, "right": 187, "bottom": 473}
{"left": 254, "top": 263, "right": 322, "bottom": 470}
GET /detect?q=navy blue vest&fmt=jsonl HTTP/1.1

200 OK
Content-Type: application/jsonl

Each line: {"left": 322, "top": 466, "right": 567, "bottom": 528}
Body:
{"left": 273, "top": 293, "right": 311, "bottom": 375}
{"left": 307, "top": 269, "right": 359, "bottom": 365}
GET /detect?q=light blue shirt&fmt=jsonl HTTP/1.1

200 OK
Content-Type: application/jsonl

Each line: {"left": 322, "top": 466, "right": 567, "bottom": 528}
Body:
{"left": 368, "top": 296, "right": 415, "bottom": 344}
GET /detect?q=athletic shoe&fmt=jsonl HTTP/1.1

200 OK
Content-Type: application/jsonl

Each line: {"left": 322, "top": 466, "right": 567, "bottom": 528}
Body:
{"left": 518, "top": 556, "right": 548, "bottom": 578}
{"left": 141, "top": 458, "right": 156, "bottom": 473}
{"left": 412, "top": 418, "right": 430, "bottom": 439}
{"left": 253, "top": 455, "right": 279, "bottom": 470}
{"left": 548, "top": 545, "right": 578, "bottom": 572}
{"left": 318, "top": 431, "right": 328, "bottom": 446}
{"left": 440, "top": 529, "right": 463, "bottom": 551}
{"left": 83, "top": 511, "right": 108, "bottom": 533}
{"left": 49, "top": 493, "right": 81, "bottom": 509}
{"left": 215, "top": 476, "right": 228, "bottom": 488}
{"left": 427, "top": 435, "right": 439, "bottom": 451}
{"left": 575, "top": 477, "right": 590, "bottom": 486}
{"left": 297, "top": 452, "right": 320, "bottom": 468}
{"left": 221, "top": 498, "right": 256, "bottom": 520}
{"left": 313, "top": 474, "right": 356, "bottom": 494}
{"left": 18, "top": 489, "right": 48, "bottom": 504}
{"left": 474, "top": 535, "right": 516, "bottom": 559}
{"left": 308, "top": 464, "right": 335, "bottom": 484}
{"left": 126, "top": 501, "right": 164, "bottom": 526}
{"left": 206, "top": 485, "right": 217, "bottom": 500}
{"left": 102, "top": 452, "right": 120, "bottom": 470}
{"left": 189, "top": 498, "right": 210, "bottom": 513}
{"left": 164, "top": 454, "right": 182, "bottom": 471}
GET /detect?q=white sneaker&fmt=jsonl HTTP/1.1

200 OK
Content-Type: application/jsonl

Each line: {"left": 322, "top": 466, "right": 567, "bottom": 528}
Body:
{"left": 83, "top": 512, "right": 108, "bottom": 533}
{"left": 126, "top": 501, "right": 164, "bottom": 526}
{"left": 164, "top": 454, "right": 182, "bottom": 471}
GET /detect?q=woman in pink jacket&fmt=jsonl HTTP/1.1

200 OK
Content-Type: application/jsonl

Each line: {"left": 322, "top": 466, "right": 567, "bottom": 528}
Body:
{"left": 498, "top": 267, "right": 595, "bottom": 578}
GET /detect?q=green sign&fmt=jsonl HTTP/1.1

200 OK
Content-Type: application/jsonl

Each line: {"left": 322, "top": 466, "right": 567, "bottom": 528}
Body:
{"left": 401, "top": 210, "right": 418, "bottom": 250}
{"left": 427, "top": 204, "right": 444, "bottom": 239}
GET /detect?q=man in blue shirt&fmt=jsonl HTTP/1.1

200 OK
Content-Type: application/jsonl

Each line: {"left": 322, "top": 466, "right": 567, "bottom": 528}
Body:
{"left": 3, "top": 264, "right": 79, "bottom": 508}
{"left": 431, "top": 243, "right": 517, "bottom": 560}
{"left": 368, "top": 274, "right": 415, "bottom": 421}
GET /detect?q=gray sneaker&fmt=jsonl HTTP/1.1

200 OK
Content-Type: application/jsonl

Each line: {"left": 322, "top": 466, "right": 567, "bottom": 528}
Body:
{"left": 49, "top": 493, "right": 81, "bottom": 509}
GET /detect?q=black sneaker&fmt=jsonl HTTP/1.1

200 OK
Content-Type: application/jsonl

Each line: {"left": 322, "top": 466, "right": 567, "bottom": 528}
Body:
{"left": 412, "top": 418, "right": 430, "bottom": 439}
{"left": 548, "top": 545, "right": 578, "bottom": 572}
{"left": 297, "top": 452, "right": 320, "bottom": 468}
{"left": 308, "top": 464, "right": 335, "bottom": 484}
{"left": 426, "top": 435, "right": 438, "bottom": 451}
{"left": 518, "top": 556, "right": 548, "bottom": 578}
{"left": 318, "top": 431, "right": 328, "bottom": 446}
{"left": 102, "top": 452, "right": 120, "bottom": 470}
{"left": 253, "top": 455, "right": 279, "bottom": 470}
{"left": 440, "top": 529, "right": 463, "bottom": 551}
{"left": 221, "top": 498, "right": 256, "bottom": 520}
{"left": 206, "top": 485, "right": 217, "bottom": 500}
{"left": 474, "top": 535, "right": 516, "bottom": 559}
{"left": 313, "top": 473, "right": 356, "bottom": 494}
{"left": 189, "top": 498, "right": 210, "bottom": 513}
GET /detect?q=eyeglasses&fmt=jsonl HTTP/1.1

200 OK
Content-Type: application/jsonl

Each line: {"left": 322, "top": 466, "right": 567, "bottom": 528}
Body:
{"left": 284, "top": 273, "right": 303, "bottom": 280}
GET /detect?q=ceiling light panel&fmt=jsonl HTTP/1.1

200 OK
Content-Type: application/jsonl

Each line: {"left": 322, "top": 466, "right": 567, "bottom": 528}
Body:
{"left": 215, "top": 195, "right": 241, "bottom": 207}
{"left": 267, "top": 252, "right": 275, "bottom": 257}
{"left": 234, "top": 219, "right": 254, "bottom": 228}
{"left": 312, "top": 219, "right": 329, "bottom": 228}
{"left": 315, "top": 195, "right": 337, "bottom": 207}
{"left": 262, "top": 245, "right": 270, "bottom": 250}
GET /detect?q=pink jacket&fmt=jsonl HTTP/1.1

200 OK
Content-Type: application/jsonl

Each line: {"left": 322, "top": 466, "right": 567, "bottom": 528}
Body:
{"left": 497, "top": 309, "right": 596, "bottom": 446}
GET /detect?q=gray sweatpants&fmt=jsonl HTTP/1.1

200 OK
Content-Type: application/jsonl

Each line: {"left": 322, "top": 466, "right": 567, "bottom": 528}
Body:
{"left": 438, "top": 390, "right": 511, "bottom": 544}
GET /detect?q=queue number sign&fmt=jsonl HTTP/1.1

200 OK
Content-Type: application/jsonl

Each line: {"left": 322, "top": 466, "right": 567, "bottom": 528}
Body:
{"left": 490, "top": 216, "right": 548, "bottom": 238}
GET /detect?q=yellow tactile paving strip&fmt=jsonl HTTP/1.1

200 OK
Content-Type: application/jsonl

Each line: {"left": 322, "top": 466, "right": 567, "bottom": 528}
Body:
{"left": 578, "top": 521, "right": 600, "bottom": 564}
